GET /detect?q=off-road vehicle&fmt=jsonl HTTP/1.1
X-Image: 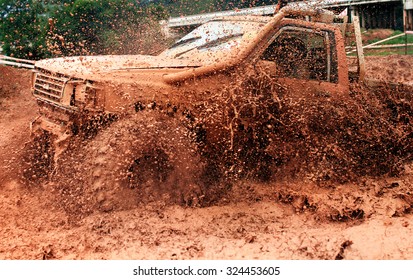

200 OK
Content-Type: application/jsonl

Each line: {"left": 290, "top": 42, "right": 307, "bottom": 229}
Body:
{"left": 27, "top": 6, "right": 369, "bottom": 205}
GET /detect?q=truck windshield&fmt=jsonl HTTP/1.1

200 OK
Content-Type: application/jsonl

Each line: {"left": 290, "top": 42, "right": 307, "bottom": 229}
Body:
{"left": 160, "top": 19, "right": 266, "bottom": 62}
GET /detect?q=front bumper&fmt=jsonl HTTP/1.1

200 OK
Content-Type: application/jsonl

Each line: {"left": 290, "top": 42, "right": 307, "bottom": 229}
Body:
{"left": 30, "top": 98, "right": 75, "bottom": 141}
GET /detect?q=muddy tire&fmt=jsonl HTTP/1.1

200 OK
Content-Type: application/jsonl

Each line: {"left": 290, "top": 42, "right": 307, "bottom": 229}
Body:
{"left": 53, "top": 111, "right": 205, "bottom": 218}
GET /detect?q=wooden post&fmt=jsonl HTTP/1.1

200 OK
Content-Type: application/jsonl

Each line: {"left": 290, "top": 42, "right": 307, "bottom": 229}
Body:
{"left": 404, "top": 9, "right": 407, "bottom": 55}
{"left": 353, "top": 16, "right": 365, "bottom": 81}
{"left": 340, "top": 16, "right": 348, "bottom": 37}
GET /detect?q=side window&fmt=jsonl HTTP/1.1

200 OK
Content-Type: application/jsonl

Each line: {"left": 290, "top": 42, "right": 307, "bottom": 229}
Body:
{"left": 259, "top": 27, "right": 338, "bottom": 83}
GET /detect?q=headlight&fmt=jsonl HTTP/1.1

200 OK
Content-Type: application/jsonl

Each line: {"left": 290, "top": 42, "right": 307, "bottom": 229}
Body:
{"left": 64, "top": 80, "right": 98, "bottom": 109}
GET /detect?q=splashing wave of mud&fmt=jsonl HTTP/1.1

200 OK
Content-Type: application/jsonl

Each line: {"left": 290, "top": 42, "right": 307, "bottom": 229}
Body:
{"left": 12, "top": 60, "right": 413, "bottom": 217}
{"left": 265, "top": 82, "right": 413, "bottom": 182}
{"left": 194, "top": 73, "right": 413, "bottom": 184}
{"left": 50, "top": 111, "right": 230, "bottom": 220}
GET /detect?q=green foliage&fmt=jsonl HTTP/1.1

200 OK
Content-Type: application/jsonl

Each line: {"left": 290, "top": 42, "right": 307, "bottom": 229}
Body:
{"left": 0, "top": 0, "right": 169, "bottom": 58}
{"left": 47, "top": 0, "right": 169, "bottom": 56}
{"left": 365, "top": 47, "right": 413, "bottom": 56}
{"left": 362, "top": 30, "right": 413, "bottom": 55}
{"left": 0, "top": 0, "right": 50, "bottom": 59}
{"left": 364, "top": 30, "right": 413, "bottom": 45}
{"left": 153, "top": 0, "right": 277, "bottom": 16}
{"left": 146, "top": 3, "right": 169, "bottom": 20}
{"left": 154, "top": 0, "right": 216, "bottom": 16}
{"left": 381, "top": 32, "right": 413, "bottom": 45}
{"left": 214, "top": 0, "right": 276, "bottom": 11}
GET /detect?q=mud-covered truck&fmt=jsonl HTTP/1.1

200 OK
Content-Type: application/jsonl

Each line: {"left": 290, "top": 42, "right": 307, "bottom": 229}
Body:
{"left": 27, "top": 6, "right": 369, "bottom": 206}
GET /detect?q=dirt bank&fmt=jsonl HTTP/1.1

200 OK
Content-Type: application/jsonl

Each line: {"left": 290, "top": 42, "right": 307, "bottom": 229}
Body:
{"left": 364, "top": 55, "right": 413, "bottom": 85}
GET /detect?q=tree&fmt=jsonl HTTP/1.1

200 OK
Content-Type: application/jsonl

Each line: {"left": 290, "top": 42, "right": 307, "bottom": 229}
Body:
{"left": 47, "top": 0, "right": 169, "bottom": 56}
{"left": 0, "top": 0, "right": 49, "bottom": 59}
{"left": 0, "top": 0, "right": 169, "bottom": 59}
{"left": 214, "top": 0, "right": 277, "bottom": 11}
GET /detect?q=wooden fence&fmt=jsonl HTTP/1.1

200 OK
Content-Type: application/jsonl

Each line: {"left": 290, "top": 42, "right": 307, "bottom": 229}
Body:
{"left": 0, "top": 55, "right": 35, "bottom": 69}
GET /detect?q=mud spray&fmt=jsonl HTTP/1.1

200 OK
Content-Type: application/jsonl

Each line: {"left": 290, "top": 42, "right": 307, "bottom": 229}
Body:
{"left": 13, "top": 59, "right": 413, "bottom": 222}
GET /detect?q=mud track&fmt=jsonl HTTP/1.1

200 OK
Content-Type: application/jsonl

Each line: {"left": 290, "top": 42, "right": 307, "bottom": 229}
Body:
{"left": 1, "top": 56, "right": 413, "bottom": 259}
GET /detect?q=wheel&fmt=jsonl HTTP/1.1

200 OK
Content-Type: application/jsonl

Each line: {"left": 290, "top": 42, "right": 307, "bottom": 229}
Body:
{"left": 53, "top": 111, "right": 205, "bottom": 218}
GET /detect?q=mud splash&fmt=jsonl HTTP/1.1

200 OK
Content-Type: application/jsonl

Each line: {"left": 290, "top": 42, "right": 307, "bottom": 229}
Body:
{"left": 2, "top": 56, "right": 413, "bottom": 259}
{"left": 15, "top": 58, "right": 413, "bottom": 220}
{"left": 47, "top": 111, "right": 221, "bottom": 221}
{"left": 266, "top": 82, "right": 413, "bottom": 182}
{"left": 191, "top": 71, "right": 413, "bottom": 185}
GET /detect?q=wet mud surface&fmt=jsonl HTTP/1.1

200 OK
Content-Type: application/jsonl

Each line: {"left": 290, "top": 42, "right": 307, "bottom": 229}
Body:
{"left": 1, "top": 56, "right": 413, "bottom": 259}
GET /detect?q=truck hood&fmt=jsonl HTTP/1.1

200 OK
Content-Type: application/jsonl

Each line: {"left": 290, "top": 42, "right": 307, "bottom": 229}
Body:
{"left": 35, "top": 55, "right": 201, "bottom": 79}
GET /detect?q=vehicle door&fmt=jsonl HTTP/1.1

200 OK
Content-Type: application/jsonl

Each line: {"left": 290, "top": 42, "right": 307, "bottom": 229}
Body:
{"left": 252, "top": 22, "right": 348, "bottom": 99}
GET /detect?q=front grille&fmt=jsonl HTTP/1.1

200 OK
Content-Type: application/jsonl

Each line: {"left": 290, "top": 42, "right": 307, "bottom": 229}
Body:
{"left": 33, "top": 70, "right": 69, "bottom": 102}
